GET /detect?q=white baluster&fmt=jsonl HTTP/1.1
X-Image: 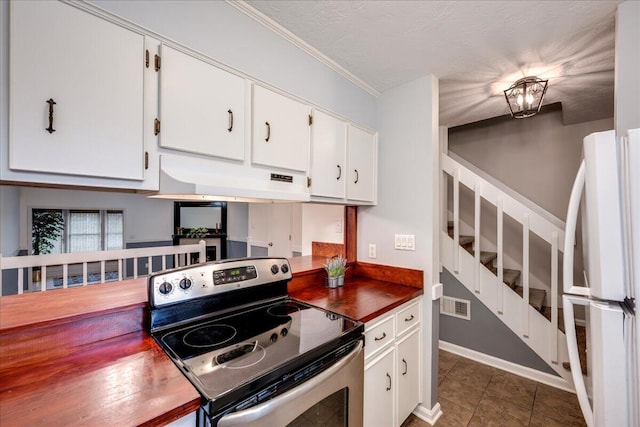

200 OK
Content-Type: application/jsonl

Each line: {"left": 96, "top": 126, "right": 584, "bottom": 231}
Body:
{"left": 523, "top": 213, "right": 530, "bottom": 338}
{"left": 497, "top": 199, "right": 504, "bottom": 315}
{"left": 474, "top": 181, "right": 481, "bottom": 293}
{"left": 551, "top": 231, "right": 559, "bottom": 364}
{"left": 453, "top": 168, "right": 460, "bottom": 274}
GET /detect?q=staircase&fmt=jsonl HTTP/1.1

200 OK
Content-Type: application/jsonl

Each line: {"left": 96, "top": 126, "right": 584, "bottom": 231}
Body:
{"left": 441, "top": 153, "right": 578, "bottom": 387}
{"left": 447, "top": 221, "right": 547, "bottom": 312}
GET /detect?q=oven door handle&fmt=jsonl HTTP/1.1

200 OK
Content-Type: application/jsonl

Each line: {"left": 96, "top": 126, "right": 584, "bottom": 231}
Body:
{"left": 218, "top": 340, "right": 364, "bottom": 427}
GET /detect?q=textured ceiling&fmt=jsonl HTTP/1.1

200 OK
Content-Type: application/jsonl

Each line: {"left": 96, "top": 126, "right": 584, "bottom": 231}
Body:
{"left": 244, "top": 0, "right": 619, "bottom": 127}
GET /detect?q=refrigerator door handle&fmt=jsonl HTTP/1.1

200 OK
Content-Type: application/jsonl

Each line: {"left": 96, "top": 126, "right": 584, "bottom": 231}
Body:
{"left": 563, "top": 160, "right": 591, "bottom": 296}
{"left": 562, "top": 295, "right": 594, "bottom": 427}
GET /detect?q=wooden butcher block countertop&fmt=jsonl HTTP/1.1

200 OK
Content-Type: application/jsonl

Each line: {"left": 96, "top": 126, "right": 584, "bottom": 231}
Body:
{"left": 0, "top": 258, "right": 423, "bottom": 426}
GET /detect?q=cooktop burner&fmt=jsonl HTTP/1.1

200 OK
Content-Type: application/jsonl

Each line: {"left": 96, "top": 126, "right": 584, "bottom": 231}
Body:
{"left": 267, "top": 301, "right": 302, "bottom": 317}
{"left": 183, "top": 324, "right": 237, "bottom": 348}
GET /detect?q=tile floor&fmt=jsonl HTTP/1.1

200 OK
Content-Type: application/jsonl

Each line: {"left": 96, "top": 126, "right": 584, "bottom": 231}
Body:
{"left": 401, "top": 349, "right": 586, "bottom": 427}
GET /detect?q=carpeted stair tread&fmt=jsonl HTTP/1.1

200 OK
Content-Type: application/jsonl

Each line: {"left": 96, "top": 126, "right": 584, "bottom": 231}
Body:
{"left": 489, "top": 267, "right": 521, "bottom": 288}
{"left": 467, "top": 250, "right": 497, "bottom": 266}
{"left": 514, "top": 286, "right": 546, "bottom": 312}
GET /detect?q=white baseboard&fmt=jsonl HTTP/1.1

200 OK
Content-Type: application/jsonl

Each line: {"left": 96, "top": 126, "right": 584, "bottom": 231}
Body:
{"left": 439, "top": 340, "right": 575, "bottom": 393}
{"left": 413, "top": 402, "right": 442, "bottom": 426}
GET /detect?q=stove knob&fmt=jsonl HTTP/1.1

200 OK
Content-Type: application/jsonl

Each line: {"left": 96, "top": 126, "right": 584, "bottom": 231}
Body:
{"left": 270, "top": 333, "right": 278, "bottom": 343}
{"left": 280, "top": 328, "right": 288, "bottom": 337}
{"left": 271, "top": 264, "right": 279, "bottom": 274}
{"left": 159, "top": 281, "right": 173, "bottom": 295}
{"left": 280, "top": 264, "right": 289, "bottom": 274}
{"left": 179, "top": 278, "right": 192, "bottom": 290}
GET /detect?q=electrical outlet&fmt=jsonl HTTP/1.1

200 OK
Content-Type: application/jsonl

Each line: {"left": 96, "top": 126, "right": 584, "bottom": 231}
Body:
{"left": 368, "top": 243, "right": 376, "bottom": 258}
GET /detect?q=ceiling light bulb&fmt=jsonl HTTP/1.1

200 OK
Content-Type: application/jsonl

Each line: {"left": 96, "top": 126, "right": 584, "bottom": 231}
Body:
{"left": 526, "top": 92, "right": 534, "bottom": 106}
{"left": 517, "top": 94, "right": 523, "bottom": 106}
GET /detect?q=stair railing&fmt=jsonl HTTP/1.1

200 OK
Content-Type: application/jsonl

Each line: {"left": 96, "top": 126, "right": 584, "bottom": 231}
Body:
{"left": 442, "top": 153, "right": 566, "bottom": 364}
{"left": 0, "top": 240, "right": 207, "bottom": 296}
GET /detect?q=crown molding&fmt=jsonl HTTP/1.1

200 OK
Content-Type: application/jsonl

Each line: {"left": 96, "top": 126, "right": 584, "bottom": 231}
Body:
{"left": 226, "top": 0, "right": 380, "bottom": 97}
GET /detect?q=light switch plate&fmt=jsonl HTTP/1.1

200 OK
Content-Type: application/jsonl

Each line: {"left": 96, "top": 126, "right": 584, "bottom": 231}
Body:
{"left": 394, "top": 234, "right": 415, "bottom": 251}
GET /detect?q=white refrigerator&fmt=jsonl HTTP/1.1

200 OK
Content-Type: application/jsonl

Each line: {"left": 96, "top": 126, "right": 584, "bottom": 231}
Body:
{"left": 563, "top": 128, "right": 639, "bottom": 427}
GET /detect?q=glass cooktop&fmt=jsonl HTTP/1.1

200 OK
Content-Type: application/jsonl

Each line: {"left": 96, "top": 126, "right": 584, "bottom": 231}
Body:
{"left": 156, "top": 298, "right": 361, "bottom": 401}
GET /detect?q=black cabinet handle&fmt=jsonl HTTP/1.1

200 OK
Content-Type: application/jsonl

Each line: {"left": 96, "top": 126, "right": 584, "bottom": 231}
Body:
{"left": 374, "top": 332, "right": 386, "bottom": 341}
{"left": 337, "top": 165, "right": 342, "bottom": 180}
{"left": 386, "top": 373, "right": 392, "bottom": 391}
{"left": 354, "top": 169, "right": 359, "bottom": 184}
{"left": 46, "top": 98, "right": 56, "bottom": 134}
{"left": 227, "top": 110, "right": 233, "bottom": 132}
{"left": 405, "top": 314, "right": 414, "bottom": 322}
{"left": 402, "top": 358, "right": 408, "bottom": 375}
{"left": 265, "top": 121, "right": 270, "bottom": 142}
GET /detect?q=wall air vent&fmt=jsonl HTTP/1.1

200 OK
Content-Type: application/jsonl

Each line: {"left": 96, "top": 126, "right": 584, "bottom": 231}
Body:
{"left": 440, "top": 296, "right": 471, "bottom": 320}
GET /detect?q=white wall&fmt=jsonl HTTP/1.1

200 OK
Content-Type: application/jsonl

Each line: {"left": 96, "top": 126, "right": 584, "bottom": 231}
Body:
{"left": 15, "top": 187, "right": 174, "bottom": 251}
{"left": 448, "top": 111, "right": 613, "bottom": 220}
{"left": 300, "top": 203, "right": 344, "bottom": 256}
{"left": 227, "top": 202, "right": 249, "bottom": 242}
{"left": 360, "top": 75, "right": 440, "bottom": 411}
{"left": 89, "top": 0, "right": 377, "bottom": 130}
{"left": 615, "top": 0, "right": 640, "bottom": 136}
{"left": 0, "top": 186, "right": 20, "bottom": 256}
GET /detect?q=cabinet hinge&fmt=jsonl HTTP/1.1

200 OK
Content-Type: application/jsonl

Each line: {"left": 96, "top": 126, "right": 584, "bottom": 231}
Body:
{"left": 307, "top": 177, "right": 312, "bottom": 187}
{"left": 145, "top": 50, "right": 149, "bottom": 68}
{"left": 154, "top": 118, "right": 161, "bottom": 135}
{"left": 154, "top": 54, "right": 161, "bottom": 72}
{"left": 144, "top": 151, "right": 149, "bottom": 170}
{"left": 308, "top": 114, "right": 313, "bottom": 126}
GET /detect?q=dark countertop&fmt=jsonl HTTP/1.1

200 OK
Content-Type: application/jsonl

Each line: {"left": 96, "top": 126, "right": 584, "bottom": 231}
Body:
{"left": 0, "top": 257, "right": 423, "bottom": 426}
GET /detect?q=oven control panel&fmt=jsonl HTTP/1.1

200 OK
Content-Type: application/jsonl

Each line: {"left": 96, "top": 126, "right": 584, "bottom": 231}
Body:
{"left": 149, "top": 258, "right": 292, "bottom": 307}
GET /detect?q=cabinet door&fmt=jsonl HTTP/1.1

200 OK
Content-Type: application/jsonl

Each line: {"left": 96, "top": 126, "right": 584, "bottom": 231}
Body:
{"left": 159, "top": 45, "right": 245, "bottom": 161}
{"left": 364, "top": 347, "right": 395, "bottom": 427}
{"left": 252, "top": 85, "right": 309, "bottom": 172}
{"left": 310, "top": 110, "right": 347, "bottom": 198}
{"left": 396, "top": 328, "right": 421, "bottom": 426}
{"left": 346, "top": 125, "right": 376, "bottom": 202}
{"left": 9, "top": 1, "right": 144, "bottom": 180}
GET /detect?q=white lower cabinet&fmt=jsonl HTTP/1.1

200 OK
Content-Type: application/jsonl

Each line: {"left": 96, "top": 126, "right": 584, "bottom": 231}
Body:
{"left": 396, "top": 328, "right": 421, "bottom": 426}
{"left": 364, "top": 347, "right": 395, "bottom": 427}
{"left": 364, "top": 298, "right": 422, "bottom": 427}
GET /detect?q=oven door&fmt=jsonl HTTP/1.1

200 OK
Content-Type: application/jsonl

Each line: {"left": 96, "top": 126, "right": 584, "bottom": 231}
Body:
{"left": 216, "top": 340, "right": 364, "bottom": 427}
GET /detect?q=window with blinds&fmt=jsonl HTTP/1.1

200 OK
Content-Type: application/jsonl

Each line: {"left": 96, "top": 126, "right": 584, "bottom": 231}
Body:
{"left": 31, "top": 209, "right": 124, "bottom": 254}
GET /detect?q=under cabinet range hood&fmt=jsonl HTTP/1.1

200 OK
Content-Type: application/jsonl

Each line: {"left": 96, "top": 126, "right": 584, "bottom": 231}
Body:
{"left": 145, "top": 155, "right": 310, "bottom": 203}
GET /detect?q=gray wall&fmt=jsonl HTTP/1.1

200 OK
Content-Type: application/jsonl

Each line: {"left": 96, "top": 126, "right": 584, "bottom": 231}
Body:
{"left": 440, "top": 268, "right": 558, "bottom": 376}
{"left": 359, "top": 75, "right": 440, "bottom": 409}
{"left": 449, "top": 109, "right": 613, "bottom": 220}
{"left": 90, "top": 0, "right": 376, "bottom": 130}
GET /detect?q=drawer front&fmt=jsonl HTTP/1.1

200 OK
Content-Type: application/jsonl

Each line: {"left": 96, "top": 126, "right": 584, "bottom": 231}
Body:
{"left": 364, "top": 315, "right": 395, "bottom": 359}
{"left": 396, "top": 301, "right": 420, "bottom": 336}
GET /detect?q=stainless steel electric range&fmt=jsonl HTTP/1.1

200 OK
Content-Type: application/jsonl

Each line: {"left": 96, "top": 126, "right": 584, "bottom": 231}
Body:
{"left": 148, "top": 257, "right": 364, "bottom": 427}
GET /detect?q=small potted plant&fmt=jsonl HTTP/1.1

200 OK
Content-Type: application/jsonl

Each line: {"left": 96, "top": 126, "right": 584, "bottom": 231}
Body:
{"left": 324, "top": 255, "right": 347, "bottom": 288}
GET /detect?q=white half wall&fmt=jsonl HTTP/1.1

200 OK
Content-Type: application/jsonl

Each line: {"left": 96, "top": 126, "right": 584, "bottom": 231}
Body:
{"left": 227, "top": 202, "right": 249, "bottom": 242}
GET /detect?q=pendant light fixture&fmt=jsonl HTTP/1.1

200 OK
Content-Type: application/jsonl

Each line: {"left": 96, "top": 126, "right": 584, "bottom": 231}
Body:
{"left": 504, "top": 76, "right": 548, "bottom": 118}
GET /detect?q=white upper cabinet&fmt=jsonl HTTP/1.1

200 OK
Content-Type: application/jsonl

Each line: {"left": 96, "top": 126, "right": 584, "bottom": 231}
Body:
{"left": 159, "top": 44, "right": 245, "bottom": 161}
{"left": 346, "top": 124, "right": 376, "bottom": 202}
{"left": 252, "top": 85, "right": 310, "bottom": 172}
{"left": 9, "top": 1, "right": 145, "bottom": 181}
{"left": 309, "top": 110, "right": 347, "bottom": 199}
